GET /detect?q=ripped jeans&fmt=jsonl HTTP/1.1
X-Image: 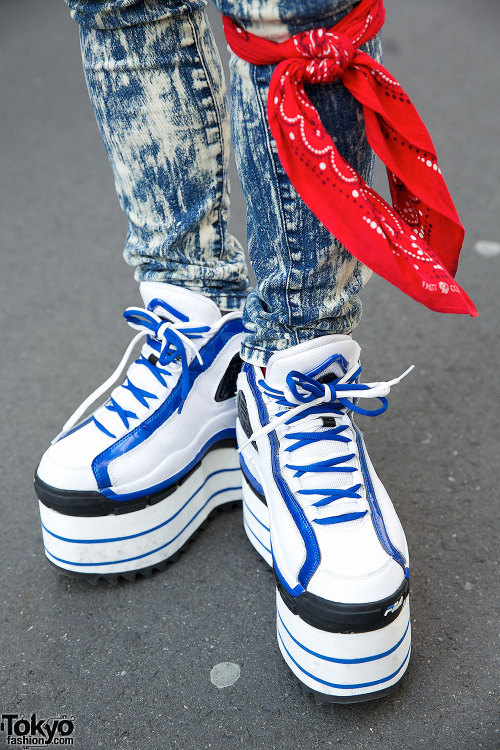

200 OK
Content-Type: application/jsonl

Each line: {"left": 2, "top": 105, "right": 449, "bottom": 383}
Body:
{"left": 66, "top": 0, "right": 381, "bottom": 365}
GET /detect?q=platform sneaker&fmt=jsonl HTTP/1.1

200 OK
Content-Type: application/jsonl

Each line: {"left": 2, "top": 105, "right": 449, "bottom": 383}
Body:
{"left": 237, "top": 335, "right": 412, "bottom": 702}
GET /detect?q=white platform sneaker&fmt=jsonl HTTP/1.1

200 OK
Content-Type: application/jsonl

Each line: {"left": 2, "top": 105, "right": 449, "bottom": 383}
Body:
{"left": 35, "top": 282, "right": 245, "bottom": 582}
{"left": 237, "top": 336, "right": 412, "bottom": 703}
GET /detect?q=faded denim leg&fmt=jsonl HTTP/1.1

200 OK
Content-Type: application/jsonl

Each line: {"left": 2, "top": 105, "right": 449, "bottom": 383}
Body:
{"left": 67, "top": 0, "right": 249, "bottom": 312}
{"left": 214, "top": 0, "right": 382, "bottom": 365}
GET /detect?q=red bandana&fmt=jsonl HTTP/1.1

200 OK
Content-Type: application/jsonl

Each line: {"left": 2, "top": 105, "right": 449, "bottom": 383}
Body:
{"left": 223, "top": 0, "right": 477, "bottom": 316}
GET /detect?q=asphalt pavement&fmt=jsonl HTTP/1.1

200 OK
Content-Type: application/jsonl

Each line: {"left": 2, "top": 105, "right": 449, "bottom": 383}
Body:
{"left": 1, "top": 0, "right": 499, "bottom": 748}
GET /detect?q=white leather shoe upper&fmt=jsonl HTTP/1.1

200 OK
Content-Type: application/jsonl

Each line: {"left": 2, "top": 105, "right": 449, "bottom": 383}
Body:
{"left": 237, "top": 335, "right": 410, "bottom": 604}
{"left": 37, "top": 282, "right": 245, "bottom": 495}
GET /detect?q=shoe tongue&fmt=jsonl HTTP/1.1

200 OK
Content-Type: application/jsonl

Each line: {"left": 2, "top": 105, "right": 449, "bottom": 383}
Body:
{"left": 139, "top": 282, "right": 221, "bottom": 325}
{"left": 265, "top": 335, "right": 361, "bottom": 389}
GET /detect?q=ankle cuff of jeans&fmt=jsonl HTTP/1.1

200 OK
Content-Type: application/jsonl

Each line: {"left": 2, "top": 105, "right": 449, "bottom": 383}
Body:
{"left": 240, "top": 342, "right": 276, "bottom": 367}
{"left": 136, "top": 273, "right": 247, "bottom": 313}
{"left": 209, "top": 291, "right": 247, "bottom": 313}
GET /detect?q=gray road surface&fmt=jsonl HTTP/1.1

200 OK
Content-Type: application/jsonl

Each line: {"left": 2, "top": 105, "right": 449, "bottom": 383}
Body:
{"left": 1, "top": 0, "right": 499, "bottom": 748}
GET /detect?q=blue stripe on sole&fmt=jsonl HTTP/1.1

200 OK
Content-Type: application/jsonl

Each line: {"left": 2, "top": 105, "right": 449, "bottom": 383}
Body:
{"left": 42, "top": 467, "right": 240, "bottom": 545}
{"left": 277, "top": 610, "right": 410, "bottom": 665}
{"left": 44, "top": 485, "right": 241, "bottom": 567}
{"left": 277, "top": 628, "right": 411, "bottom": 691}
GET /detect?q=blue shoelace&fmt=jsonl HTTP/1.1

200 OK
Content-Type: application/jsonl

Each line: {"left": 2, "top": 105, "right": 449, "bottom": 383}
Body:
{"left": 54, "top": 299, "right": 211, "bottom": 443}
{"left": 241, "top": 363, "right": 413, "bottom": 525}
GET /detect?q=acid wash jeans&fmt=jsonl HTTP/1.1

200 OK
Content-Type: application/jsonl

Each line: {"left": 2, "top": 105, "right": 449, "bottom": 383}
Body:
{"left": 66, "top": 0, "right": 381, "bottom": 366}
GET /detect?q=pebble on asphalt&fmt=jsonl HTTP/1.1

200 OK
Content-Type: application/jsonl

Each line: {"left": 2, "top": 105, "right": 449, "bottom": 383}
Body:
{"left": 210, "top": 662, "right": 241, "bottom": 688}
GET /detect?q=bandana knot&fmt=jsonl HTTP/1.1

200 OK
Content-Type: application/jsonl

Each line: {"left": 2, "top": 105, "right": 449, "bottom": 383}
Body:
{"left": 298, "top": 30, "right": 355, "bottom": 83}
{"left": 222, "top": 0, "right": 477, "bottom": 317}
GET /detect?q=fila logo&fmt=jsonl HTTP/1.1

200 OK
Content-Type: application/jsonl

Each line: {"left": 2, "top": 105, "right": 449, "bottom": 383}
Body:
{"left": 384, "top": 595, "right": 404, "bottom": 617}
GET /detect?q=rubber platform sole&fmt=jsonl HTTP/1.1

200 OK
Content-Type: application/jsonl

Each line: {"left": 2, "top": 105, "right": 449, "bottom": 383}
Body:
{"left": 39, "top": 445, "right": 241, "bottom": 579}
{"left": 241, "top": 463, "right": 411, "bottom": 704}
{"left": 47, "top": 500, "right": 240, "bottom": 585}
